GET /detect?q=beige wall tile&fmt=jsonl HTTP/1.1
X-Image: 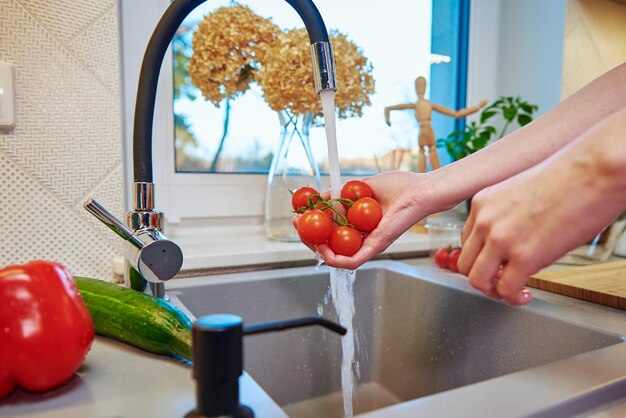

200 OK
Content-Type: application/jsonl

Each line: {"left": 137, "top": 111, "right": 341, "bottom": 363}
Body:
{"left": 563, "top": 0, "right": 626, "bottom": 97}
{"left": 0, "top": 0, "right": 123, "bottom": 280}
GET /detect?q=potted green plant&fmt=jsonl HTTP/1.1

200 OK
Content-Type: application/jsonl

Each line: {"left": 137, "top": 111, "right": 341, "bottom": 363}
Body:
{"left": 437, "top": 96, "right": 539, "bottom": 211}
{"left": 437, "top": 96, "right": 539, "bottom": 161}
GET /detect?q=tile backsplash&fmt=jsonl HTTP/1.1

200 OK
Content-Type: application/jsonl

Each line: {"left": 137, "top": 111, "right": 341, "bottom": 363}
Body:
{"left": 0, "top": 0, "right": 124, "bottom": 280}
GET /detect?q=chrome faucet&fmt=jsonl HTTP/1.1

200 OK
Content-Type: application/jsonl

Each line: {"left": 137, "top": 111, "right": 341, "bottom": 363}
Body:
{"left": 84, "top": 0, "right": 337, "bottom": 297}
{"left": 84, "top": 194, "right": 182, "bottom": 297}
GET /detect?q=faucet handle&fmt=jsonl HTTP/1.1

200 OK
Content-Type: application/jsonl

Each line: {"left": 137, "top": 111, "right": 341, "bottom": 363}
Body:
{"left": 84, "top": 197, "right": 183, "bottom": 284}
{"left": 84, "top": 198, "right": 144, "bottom": 249}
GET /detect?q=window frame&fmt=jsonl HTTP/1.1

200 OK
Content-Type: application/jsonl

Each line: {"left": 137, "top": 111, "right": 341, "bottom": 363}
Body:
{"left": 121, "top": 0, "right": 267, "bottom": 220}
{"left": 119, "top": 0, "right": 479, "bottom": 222}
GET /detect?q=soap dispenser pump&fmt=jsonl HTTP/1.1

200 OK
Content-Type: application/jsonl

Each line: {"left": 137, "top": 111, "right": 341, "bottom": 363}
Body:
{"left": 185, "top": 314, "right": 346, "bottom": 417}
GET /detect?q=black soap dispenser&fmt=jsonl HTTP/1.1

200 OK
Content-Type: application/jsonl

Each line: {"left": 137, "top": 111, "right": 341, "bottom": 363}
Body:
{"left": 185, "top": 314, "right": 347, "bottom": 418}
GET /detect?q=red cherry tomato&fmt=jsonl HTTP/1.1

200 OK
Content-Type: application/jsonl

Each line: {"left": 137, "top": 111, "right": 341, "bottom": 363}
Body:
{"left": 347, "top": 197, "right": 382, "bottom": 232}
{"left": 292, "top": 187, "right": 321, "bottom": 211}
{"left": 341, "top": 180, "right": 373, "bottom": 201}
{"left": 433, "top": 247, "right": 450, "bottom": 268}
{"left": 297, "top": 210, "right": 333, "bottom": 245}
{"left": 447, "top": 249, "right": 462, "bottom": 272}
{"left": 328, "top": 226, "right": 362, "bottom": 256}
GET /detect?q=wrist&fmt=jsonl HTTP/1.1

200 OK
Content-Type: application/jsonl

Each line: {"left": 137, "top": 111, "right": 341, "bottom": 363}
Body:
{"left": 589, "top": 109, "right": 626, "bottom": 206}
{"left": 420, "top": 169, "right": 460, "bottom": 213}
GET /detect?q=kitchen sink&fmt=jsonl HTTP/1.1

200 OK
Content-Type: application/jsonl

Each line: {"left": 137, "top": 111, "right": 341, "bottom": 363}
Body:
{"left": 167, "top": 260, "right": 626, "bottom": 418}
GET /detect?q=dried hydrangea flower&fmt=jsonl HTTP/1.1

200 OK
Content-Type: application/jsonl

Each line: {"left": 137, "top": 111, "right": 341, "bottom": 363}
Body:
{"left": 257, "top": 28, "right": 375, "bottom": 120}
{"left": 189, "top": 5, "right": 375, "bottom": 119}
{"left": 189, "top": 4, "right": 279, "bottom": 106}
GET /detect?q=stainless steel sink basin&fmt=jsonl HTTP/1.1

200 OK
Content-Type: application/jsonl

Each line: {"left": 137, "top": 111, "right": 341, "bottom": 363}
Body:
{"left": 167, "top": 260, "right": 626, "bottom": 418}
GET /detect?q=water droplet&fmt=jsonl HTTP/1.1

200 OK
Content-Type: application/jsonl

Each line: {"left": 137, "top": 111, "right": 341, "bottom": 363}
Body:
{"left": 314, "top": 252, "right": 325, "bottom": 269}
{"left": 354, "top": 360, "right": 361, "bottom": 379}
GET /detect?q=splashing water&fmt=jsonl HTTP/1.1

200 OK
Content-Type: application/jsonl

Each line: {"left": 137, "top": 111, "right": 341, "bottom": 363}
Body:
{"left": 320, "top": 89, "right": 357, "bottom": 417}
{"left": 330, "top": 268, "right": 357, "bottom": 417}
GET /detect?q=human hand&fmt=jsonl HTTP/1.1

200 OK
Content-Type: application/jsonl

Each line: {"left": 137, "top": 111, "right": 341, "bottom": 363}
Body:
{"left": 478, "top": 99, "right": 488, "bottom": 108}
{"left": 458, "top": 155, "right": 620, "bottom": 305}
{"left": 296, "top": 171, "right": 436, "bottom": 270}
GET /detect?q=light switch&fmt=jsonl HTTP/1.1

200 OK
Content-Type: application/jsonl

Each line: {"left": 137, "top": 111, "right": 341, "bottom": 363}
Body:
{"left": 0, "top": 62, "right": 16, "bottom": 129}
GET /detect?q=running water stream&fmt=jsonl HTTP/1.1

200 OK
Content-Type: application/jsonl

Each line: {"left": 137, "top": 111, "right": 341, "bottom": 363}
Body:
{"left": 320, "top": 90, "right": 357, "bottom": 417}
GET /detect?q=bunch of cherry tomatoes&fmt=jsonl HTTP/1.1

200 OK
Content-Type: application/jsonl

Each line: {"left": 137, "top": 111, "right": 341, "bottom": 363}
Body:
{"left": 292, "top": 180, "right": 382, "bottom": 256}
{"left": 432, "top": 246, "right": 463, "bottom": 273}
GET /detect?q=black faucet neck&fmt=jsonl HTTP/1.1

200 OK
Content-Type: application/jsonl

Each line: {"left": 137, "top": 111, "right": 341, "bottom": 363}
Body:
{"left": 132, "top": 0, "right": 331, "bottom": 184}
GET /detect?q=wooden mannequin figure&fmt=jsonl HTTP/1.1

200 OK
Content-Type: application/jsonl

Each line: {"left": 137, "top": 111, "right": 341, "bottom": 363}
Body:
{"left": 385, "top": 76, "right": 488, "bottom": 172}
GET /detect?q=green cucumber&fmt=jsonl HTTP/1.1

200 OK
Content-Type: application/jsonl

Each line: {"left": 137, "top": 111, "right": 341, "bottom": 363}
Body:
{"left": 75, "top": 277, "right": 192, "bottom": 361}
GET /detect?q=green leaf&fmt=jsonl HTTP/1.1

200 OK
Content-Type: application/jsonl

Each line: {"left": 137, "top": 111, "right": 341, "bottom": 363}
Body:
{"left": 446, "top": 130, "right": 463, "bottom": 139}
{"left": 519, "top": 102, "right": 534, "bottom": 113}
{"left": 503, "top": 106, "right": 517, "bottom": 121}
{"left": 517, "top": 114, "right": 533, "bottom": 126}
{"left": 473, "top": 133, "right": 490, "bottom": 150}
{"left": 480, "top": 110, "right": 497, "bottom": 124}
{"left": 484, "top": 126, "right": 497, "bottom": 135}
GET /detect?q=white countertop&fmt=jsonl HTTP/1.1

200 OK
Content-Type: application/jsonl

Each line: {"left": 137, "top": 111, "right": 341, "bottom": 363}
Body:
{"left": 0, "top": 337, "right": 286, "bottom": 418}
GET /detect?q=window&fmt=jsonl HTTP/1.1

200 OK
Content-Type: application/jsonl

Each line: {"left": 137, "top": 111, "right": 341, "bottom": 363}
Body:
{"left": 120, "top": 0, "right": 470, "bottom": 221}
{"left": 172, "top": 0, "right": 434, "bottom": 175}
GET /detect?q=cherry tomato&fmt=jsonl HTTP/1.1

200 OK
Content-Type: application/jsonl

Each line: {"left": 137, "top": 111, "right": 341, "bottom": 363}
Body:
{"left": 292, "top": 187, "right": 321, "bottom": 211}
{"left": 447, "top": 249, "right": 462, "bottom": 272}
{"left": 328, "top": 226, "right": 362, "bottom": 256}
{"left": 347, "top": 197, "right": 382, "bottom": 232}
{"left": 341, "top": 180, "right": 373, "bottom": 201}
{"left": 433, "top": 247, "right": 450, "bottom": 268}
{"left": 297, "top": 210, "right": 333, "bottom": 245}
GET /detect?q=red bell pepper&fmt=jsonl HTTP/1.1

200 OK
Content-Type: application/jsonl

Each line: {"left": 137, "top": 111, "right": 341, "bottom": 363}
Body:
{"left": 0, "top": 260, "right": 95, "bottom": 398}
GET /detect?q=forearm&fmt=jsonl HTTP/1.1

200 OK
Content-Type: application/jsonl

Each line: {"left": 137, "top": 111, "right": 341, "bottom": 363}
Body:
{"left": 561, "top": 106, "right": 626, "bottom": 209}
{"left": 524, "top": 106, "right": 626, "bottom": 246}
{"left": 427, "top": 63, "right": 626, "bottom": 211}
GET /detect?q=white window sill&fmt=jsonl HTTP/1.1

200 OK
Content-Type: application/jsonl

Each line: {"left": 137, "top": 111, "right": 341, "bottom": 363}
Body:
{"left": 178, "top": 226, "right": 433, "bottom": 274}
{"left": 113, "top": 210, "right": 465, "bottom": 277}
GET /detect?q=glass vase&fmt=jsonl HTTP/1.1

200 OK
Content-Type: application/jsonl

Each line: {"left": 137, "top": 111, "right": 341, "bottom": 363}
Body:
{"left": 265, "top": 111, "right": 321, "bottom": 241}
